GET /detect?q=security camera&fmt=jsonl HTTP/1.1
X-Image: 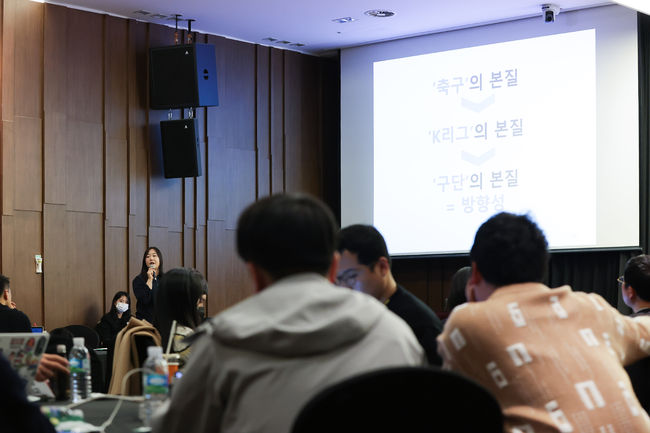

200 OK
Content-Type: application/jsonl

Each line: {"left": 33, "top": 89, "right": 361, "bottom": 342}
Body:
{"left": 542, "top": 4, "right": 560, "bottom": 23}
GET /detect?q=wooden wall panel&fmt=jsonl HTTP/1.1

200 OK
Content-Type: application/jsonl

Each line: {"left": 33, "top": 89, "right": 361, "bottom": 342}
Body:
{"left": 212, "top": 38, "right": 256, "bottom": 151}
{"left": 13, "top": 0, "right": 42, "bottom": 118}
{"left": 184, "top": 225, "right": 195, "bottom": 268}
{"left": 284, "top": 53, "right": 321, "bottom": 196}
{"left": 225, "top": 148, "right": 256, "bottom": 230}
{"left": 1, "top": 216, "right": 14, "bottom": 279}
{"left": 270, "top": 49, "right": 284, "bottom": 194}
{"left": 206, "top": 129, "right": 226, "bottom": 222}
{"left": 167, "top": 231, "right": 183, "bottom": 270}
{"left": 1, "top": 0, "right": 15, "bottom": 122}
{"left": 43, "top": 112, "right": 67, "bottom": 205}
{"left": 2, "top": 120, "right": 14, "bottom": 215}
{"left": 106, "top": 138, "right": 128, "bottom": 227}
{"left": 43, "top": 4, "right": 67, "bottom": 203}
{"left": 207, "top": 220, "right": 253, "bottom": 314}
{"left": 195, "top": 225, "right": 206, "bottom": 276}
{"left": 66, "top": 9, "right": 103, "bottom": 124}
{"left": 14, "top": 116, "right": 42, "bottom": 211}
{"left": 43, "top": 204, "right": 66, "bottom": 329}
{"left": 104, "top": 16, "right": 128, "bottom": 139}
{"left": 256, "top": 46, "right": 271, "bottom": 198}
{"left": 12, "top": 210, "right": 42, "bottom": 325}
{"left": 66, "top": 121, "right": 103, "bottom": 213}
{"left": 104, "top": 224, "right": 128, "bottom": 308}
{"left": 63, "top": 211, "right": 103, "bottom": 328}
{"left": 195, "top": 107, "right": 207, "bottom": 226}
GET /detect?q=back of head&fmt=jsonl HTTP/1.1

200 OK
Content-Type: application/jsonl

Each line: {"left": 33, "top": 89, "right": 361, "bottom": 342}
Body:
{"left": 447, "top": 266, "right": 471, "bottom": 311}
{"left": 624, "top": 255, "right": 650, "bottom": 301}
{"left": 236, "top": 193, "right": 338, "bottom": 280}
{"left": 470, "top": 212, "right": 549, "bottom": 287}
{"left": 155, "top": 268, "right": 205, "bottom": 348}
{"left": 338, "top": 224, "right": 391, "bottom": 267}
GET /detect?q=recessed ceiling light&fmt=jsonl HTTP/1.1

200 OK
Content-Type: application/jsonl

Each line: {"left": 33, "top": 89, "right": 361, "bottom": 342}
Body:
{"left": 277, "top": 40, "right": 291, "bottom": 45}
{"left": 332, "top": 17, "right": 356, "bottom": 24}
{"left": 150, "top": 14, "right": 167, "bottom": 19}
{"left": 263, "top": 37, "right": 278, "bottom": 42}
{"left": 364, "top": 9, "right": 395, "bottom": 18}
{"left": 133, "top": 10, "right": 152, "bottom": 15}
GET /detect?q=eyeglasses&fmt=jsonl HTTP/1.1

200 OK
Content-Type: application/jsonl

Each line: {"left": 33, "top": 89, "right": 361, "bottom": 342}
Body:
{"left": 617, "top": 276, "right": 625, "bottom": 285}
{"left": 336, "top": 270, "right": 359, "bottom": 288}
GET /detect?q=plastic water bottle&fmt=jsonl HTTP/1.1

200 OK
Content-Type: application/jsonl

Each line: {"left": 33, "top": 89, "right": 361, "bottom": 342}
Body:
{"left": 141, "top": 346, "right": 169, "bottom": 426}
{"left": 69, "top": 337, "right": 91, "bottom": 402}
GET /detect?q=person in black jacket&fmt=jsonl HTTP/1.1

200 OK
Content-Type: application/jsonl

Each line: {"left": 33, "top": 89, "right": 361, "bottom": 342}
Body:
{"left": 95, "top": 291, "right": 131, "bottom": 348}
{"left": 132, "top": 247, "right": 164, "bottom": 323}
{"left": 337, "top": 225, "right": 443, "bottom": 365}
{"left": 0, "top": 274, "right": 31, "bottom": 333}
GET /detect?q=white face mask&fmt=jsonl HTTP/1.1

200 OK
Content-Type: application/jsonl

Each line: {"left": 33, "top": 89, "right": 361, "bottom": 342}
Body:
{"left": 116, "top": 302, "right": 129, "bottom": 313}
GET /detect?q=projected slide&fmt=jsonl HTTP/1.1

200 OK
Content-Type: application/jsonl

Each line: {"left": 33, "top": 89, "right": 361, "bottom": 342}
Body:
{"left": 373, "top": 29, "right": 596, "bottom": 255}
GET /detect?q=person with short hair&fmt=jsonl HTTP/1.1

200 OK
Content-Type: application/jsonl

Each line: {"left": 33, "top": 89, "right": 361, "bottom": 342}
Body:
{"left": 0, "top": 274, "right": 69, "bottom": 383}
{"left": 152, "top": 194, "right": 424, "bottom": 433}
{"left": 621, "top": 254, "right": 650, "bottom": 414}
{"left": 0, "top": 275, "right": 31, "bottom": 333}
{"left": 337, "top": 224, "right": 443, "bottom": 365}
{"left": 438, "top": 212, "right": 650, "bottom": 432}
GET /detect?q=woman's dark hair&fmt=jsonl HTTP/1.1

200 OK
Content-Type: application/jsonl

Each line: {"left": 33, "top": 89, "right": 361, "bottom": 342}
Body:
{"left": 109, "top": 291, "right": 131, "bottom": 317}
{"left": 139, "top": 246, "right": 164, "bottom": 278}
{"left": 154, "top": 268, "right": 205, "bottom": 350}
{"left": 446, "top": 266, "right": 471, "bottom": 312}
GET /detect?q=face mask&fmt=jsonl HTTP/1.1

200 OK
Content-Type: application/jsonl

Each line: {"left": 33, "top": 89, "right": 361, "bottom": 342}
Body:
{"left": 197, "top": 306, "right": 206, "bottom": 319}
{"left": 116, "top": 302, "right": 129, "bottom": 313}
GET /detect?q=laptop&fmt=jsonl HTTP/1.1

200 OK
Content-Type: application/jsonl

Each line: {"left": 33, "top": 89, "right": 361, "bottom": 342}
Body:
{"left": 0, "top": 332, "right": 50, "bottom": 389}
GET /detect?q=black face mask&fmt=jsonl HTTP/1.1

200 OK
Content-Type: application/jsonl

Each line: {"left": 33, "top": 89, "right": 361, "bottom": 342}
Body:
{"left": 197, "top": 306, "right": 206, "bottom": 319}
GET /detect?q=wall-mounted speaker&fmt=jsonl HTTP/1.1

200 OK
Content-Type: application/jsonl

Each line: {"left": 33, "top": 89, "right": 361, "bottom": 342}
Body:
{"left": 160, "top": 118, "right": 202, "bottom": 178}
{"left": 150, "top": 44, "right": 219, "bottom": 109}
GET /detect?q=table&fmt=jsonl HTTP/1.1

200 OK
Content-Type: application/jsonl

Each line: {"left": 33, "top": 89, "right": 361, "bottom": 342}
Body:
{"left": 41, "top": 398, "right": 147, "bottom": 433}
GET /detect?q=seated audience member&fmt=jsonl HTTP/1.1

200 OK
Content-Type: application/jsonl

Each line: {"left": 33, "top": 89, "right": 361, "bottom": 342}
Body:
{"left": 197, "top": 291, "right": 208, "bottom": 322}
{"left": 0, "top": 275, "right": 69, "bottom": 383}
{"left": 154, "top": 268, "right": 205, "bottom": 368}
{"left": 337, "top": 224, "right": 443, "bottom": 365}
{"left": 445, "top": 266, "right": 471, "bottom": 313}
{"left": 0, "top": 353, "right": 56, "bottom": 433}
{"left": 0, "top": 274, "right": 31, "bottom": 332}
{"left": 96, "top": 291, "right": 131, "bottom": 349}
{"left": 438, "top": 212, "right": 650, "bottom": 432}
{"left": 621, "top": 254, "right": 650, "bottom": 414}
{"left": 152, "top": 194, "right": 424, "bottom": 433}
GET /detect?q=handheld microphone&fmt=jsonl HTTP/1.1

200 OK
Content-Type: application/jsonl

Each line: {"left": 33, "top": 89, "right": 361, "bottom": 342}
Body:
{"left": 149, "top": 263, "right": 156, "bottom": 280}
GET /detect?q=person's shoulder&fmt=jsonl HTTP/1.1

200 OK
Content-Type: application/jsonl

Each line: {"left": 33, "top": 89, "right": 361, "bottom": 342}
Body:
{"left": 390, "top": 286, "right": 439, "bottom": 318}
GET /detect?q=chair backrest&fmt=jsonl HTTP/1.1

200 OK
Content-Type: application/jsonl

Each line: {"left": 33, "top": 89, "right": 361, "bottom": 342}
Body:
{"left": 291, "top": 366, "right": 503, "bottom": 433}
{"left": 64, "top": 325, "right": 101, "bottom": 349}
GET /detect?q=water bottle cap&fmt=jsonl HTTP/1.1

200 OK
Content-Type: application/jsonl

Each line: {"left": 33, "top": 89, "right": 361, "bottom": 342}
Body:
{"left": 147, "top": 346, "right": 163, "bottom": 358}
{"left": 73, "top": 337, "right": 85, "bottom": 347}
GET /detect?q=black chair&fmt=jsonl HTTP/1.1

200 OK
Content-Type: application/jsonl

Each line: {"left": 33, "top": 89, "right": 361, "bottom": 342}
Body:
{"left": 291, "top": 366, "right": 503, "bottom": 433}
{"left": 64, "top": 325, "right": 101, "bottom": 349}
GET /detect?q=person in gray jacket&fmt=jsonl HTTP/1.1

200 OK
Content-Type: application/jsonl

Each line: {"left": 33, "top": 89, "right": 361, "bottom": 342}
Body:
{"left": 152, "top": 193, "right": 425, "bottom": 433}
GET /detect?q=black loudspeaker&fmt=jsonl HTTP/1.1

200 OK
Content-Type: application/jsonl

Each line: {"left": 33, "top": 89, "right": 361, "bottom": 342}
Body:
{"left": 160, "top": 119, "right": 201, "bottom": 178}
{"left": 150, "top": 44, "right": 219, "bottom": 109}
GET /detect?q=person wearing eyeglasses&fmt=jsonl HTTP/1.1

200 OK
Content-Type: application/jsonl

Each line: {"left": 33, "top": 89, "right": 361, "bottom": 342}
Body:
{"left": 621, "top": 255, "right": 650, "bottom": 414}
{"left": 336, "top": 224, "right": 443, "bottom": 366}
